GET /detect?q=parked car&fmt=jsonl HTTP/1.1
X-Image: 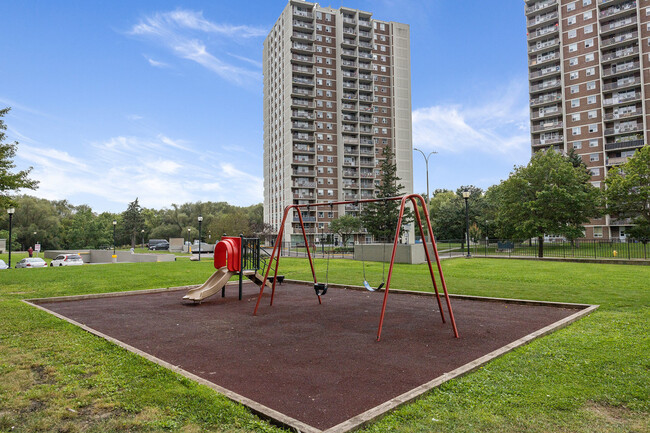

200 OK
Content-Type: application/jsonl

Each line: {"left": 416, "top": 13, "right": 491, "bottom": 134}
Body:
{"left": 15, "top": 258, "right": 47, "bottom": 268}
{"left": 149, "top": 240, "right": 169, "bottom": 250}
{"left": 50, "top": 254, "right": 84, "bottom": 267}
{"left": 0, "top": 259, "right": 8, "bottom": 270}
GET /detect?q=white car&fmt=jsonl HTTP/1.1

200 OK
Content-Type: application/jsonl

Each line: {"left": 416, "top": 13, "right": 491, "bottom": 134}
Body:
{"left": 15, "top": 257, "right": 47, "bottom": 268}
{"left": 50, "top": 254, "right": 84, "bottom": 267}
{"left": 0, "top": 259, "right": 8, "bottom": 270}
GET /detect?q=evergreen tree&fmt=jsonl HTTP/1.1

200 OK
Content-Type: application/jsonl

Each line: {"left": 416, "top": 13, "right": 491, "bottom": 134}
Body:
{"left": 361, "top": 146, "right": 413, "bottom": 242}
{"left": 122, "top": 198, "right": 145, "bottom": 249}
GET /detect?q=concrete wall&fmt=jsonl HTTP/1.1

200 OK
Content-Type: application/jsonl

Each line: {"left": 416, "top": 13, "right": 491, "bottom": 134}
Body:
{"left": 169, "top": 238, "right": 184, "bottom": 252}
{"left": 44, "top": 250, "right": 175, "bottom": 264}
{"left": 354, "top": 243, "right": 433, "bottom": 264}
{"left": 0, "top": 239, "right": 5, "bottom": 254}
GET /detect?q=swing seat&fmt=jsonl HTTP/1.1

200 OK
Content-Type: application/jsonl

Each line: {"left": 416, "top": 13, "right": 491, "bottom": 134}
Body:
{"left": 363, "top": 280, "right": 376, "bottom": 292}
{"left": 314, "top": 282, "right": 328, "bottom": 296}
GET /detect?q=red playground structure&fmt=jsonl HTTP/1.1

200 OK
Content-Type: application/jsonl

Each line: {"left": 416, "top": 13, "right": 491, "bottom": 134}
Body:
{"left": 253, "top": 194, "right": 459, "bottom": 341}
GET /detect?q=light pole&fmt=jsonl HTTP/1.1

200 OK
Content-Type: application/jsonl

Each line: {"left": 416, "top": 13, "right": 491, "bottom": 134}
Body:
{"left": 413, "top": 148, "right": 438, "bottom": 208}
{"left": 112, "top": 220, "right": 117, "bottom": 256}
{"left": 462, "top": 190, "right": 471, "bottom": 258}
{"left": 198, "top": 215, "right": 203, "bottom": 261}
{"left": 187, "top": 228, "right": 191, "bottom": 253}
{"left": 141, "top": 229, "right": 145, "bottom": 250}
{"left": 7, "top": 208, "right": 15, "bottom": 268}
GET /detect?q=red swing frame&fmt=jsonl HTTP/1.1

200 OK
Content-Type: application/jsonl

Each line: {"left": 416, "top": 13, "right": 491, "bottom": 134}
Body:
{"left": 253, "top": 194, "right": 459, "bottom": 341}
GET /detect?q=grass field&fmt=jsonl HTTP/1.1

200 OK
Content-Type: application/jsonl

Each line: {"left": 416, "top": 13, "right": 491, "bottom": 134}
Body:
{"left": 0, "top": 258, "right": 648, "bottom": 432}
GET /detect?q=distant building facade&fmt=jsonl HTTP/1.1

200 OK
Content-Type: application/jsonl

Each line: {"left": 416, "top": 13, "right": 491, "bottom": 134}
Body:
{"left": 526, "top": 0, "right": 649, "bottom": 239}
{"left": 263, "top": 0, "right": 413, "bottom": 244}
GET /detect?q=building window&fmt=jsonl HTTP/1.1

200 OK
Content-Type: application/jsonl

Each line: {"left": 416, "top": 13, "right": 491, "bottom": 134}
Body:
{"left": 587, "top": 95, "right": 596, "bottom": 104}
{"left": 585, "top": 53, "right": 594, "bottom": 62}
{"left": 590, "top": 167, "right": 600, "bottom": 176}
{"left": 584, "top": 24, "right": 593, "bottom": 34}
{"left": 586, "top": 67, "right": 595, "bottom": 76}
{"left": 571, "top": 85, "right": 579, "bottom": 94}
{"left": 570, "top": 71, "right": 579, "bottom": 80}
{"left": 583, "top": 0, "right": 591, "bottom": 5}
{"left": 568, "top": 29, "right": 577, "bottom": 38}
{"left": 588, "top": 110, "right": 597, "bottom": 119}
{"left": 569, "top": 43, "right": 578, "bottom": 52}
{"left": 567, "top": 2, "right": 576, "bottom": 11}
{"left": 573, "top": 141, "right": 582, "bottom": 149}
{"left": 568, "top": 16, "right": 577, "bottom": 25}
{"left": 593, "top": 226, "right": 603, "bottom": 238}
{"left": 589, "top": 139, "right": 598, "bottom": 147}
{"left": 590, "top": 153, "right": 599, "bottom": 162}
{"left": 572, "top": 113, "right": 581, "bottom": 121}
{"left": 327, "top": 156, "right": 333, "bottom": 162}
{"left": 572, "top": 126, "right": 581, "bottom": 135}
{"left": 571, "top": 98, "right": 580, "bottom": 107}
{"left": 587, "top": 81, "right": 596, "bottom": 90}
{"left": 585, "top": 38, "right": 594, "bottom": 48}
{"left": 589, "top": 124, "right": 598, "bottom": 133}
{"left": 583, "top": 11, "right": 592, "bottom": 20}
{"left": 569, "top": 57, "right": 578, "bottom": 66}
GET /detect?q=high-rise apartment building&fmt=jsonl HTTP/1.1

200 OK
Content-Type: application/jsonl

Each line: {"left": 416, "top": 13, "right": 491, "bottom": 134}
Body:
{"left": 263, "top": 0, "right": 413, "bottom": 245}
{"left": 526, "top": 0, "right": 649, "bottom": 239}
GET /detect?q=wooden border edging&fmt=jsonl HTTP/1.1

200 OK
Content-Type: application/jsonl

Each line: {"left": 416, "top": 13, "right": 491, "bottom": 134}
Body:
{"left": 24, "top": 282, "right": 598, "bottom": 433}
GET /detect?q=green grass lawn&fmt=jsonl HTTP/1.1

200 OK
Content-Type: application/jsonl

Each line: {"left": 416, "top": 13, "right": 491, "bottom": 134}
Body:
{"left": 0, "top": 258, "right": 648, "bottom": 432}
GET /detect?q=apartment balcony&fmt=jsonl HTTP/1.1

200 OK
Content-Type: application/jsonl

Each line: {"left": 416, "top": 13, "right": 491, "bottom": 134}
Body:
{"left": 359, "top": 127, "right": 372, "bottom": 133}
{"left": 292, "top": 32, "right": 314, "bottom": 41}
{"left": 342, "top": 103, "right": 357, "bottom": 111}
{"left": 292, "top": 43, "right": 314, "bottom": 53}
{"left": 602, "top": 92, "right": 640, "bottom": 106}
{"left": 599, "top": 1, "right": 637, "bottom": 20}
{"left": 292, "top": 192, "right": 316, "bottom": 200}
{"left": 292, "top": 122, "right": 315, "bottom": 131}
{"left": 601, "top": 31, "right": 637, "bottom": 48}
{"left": 341, "top": 59, "right": 358, "bottom": 68}
{"left": 530, "top": 80, "right": 560, "bottom": 94}
{"left": 605, "top": 138, "right": 645, "bottom": 151}
{"left": 293, "top": 8, "right": 313, "bottom": 19}
{"left": 292, "top": 54, "right": 314, "bottom": 64}
{"left": 531, "top": 121, "right": 563, "bottom": 132}
{"left": 603, "top": 108, "right": 642, "bottom": 120}
{"left": 359, "top": 116, "right": 372, "bottom": 124}
{"left": 359, "top": 73, "right": 373, "bottom": 81}
{"left": 359, "top": 105, "right": 373, "bottom": 112}
{"left": 342, "top": 17, "right": 356, "bottom": 25}
{"left": 342, "top": 70, "right": 357, "bottom": 78}
{"left": 292, "top": 110, "right": 315, "bottom": 120}
{"left": 345, "top": 204, "right": 360, "bottom": 211}
{"left": 293, "top": 133, "right": 315, "bottom": 142}
{"left": 342, "top": 114, "right": 358, "bottom": 122}
{"left": 358, "top": 62, "right": 372, "bottom": 70}
{"left": 342, "top": 81, "right": 358, "bottom": 89}
{"left": 529, "top": 51, "right": 559, "bottom": 67}
{"left": 341, "top": 48, "right": 357, "bottom": 58}
{"left": 527, "top": 25, "right": 558, "bottom": 42}
{"left": 293, "top": 216, "right": 316, "bottom": 222}
{"left": 603, "top": 61, "right": 640, "bottom": 78}
{"left": 606, "top": 156, "right": 630, "bottom": 166}
{"left": 358, "top": 51, "right": 373, "bottom": 59}
{"left": 292, "top": 20, "right": 314, "bottom": 30}
{"left": 529, "top": 64, "right": 560, "bottom": 79}
{"left": 525, "top": 0, "right": 558, "bottom": 15}
{"left": 609, "top": 217, "right": 634, "bottom": 226}
{"left": 601, "top": 46, "right": 639, "bottom": 63}
{"left": 343, "top": 146, "right": 358, "bottom": 155}
{"left": 343, "top": 182, "right": 359, "bottom": 189}
{"left": 358, "top": 30, "right": 372, "bottom": 39}
{"left": 527, "top": 11, "right": 559, "bottom": 30}
{"left": 600, "top": 17, "right": 637, "bottom": 35}
{"left": 344, "top": 193, "right": 359, "bottom": 200}
{"left": 342, "top": 169, "right": 358, "bottom": 177}
{"left": 530, "top": 93, "right": 562, "bottom": 107}
{"left": 531, "top": 108, "right": 560, "bottom": 120}
{"left": 293, "top": 76, "right": 314, "bottom": 86}
{"left": 291, "top": 99, "right": 315, "bottom": 108}
{"left": 604, "top": 123, "right": 643, "bottom": 136}
{"left": 293, "top": 156, "right": 315, "bottom": 165}
{"left": 358, "top": 19, "right": 371, "bottom": 28}
{"left": 531, "top": 136, "right": 563, "bottom": 147}
{"left": 342, "top": 126, "right": 358, "bottom": 133}
{"left": 292, "top": 65, "right": 314, "bottom": 74}
{"left": 529, "top": 38, "right": 559, "bottom": 54}
{"left": 360, "top": 138, "right": 373, "bottom": 145}
{"left": 359, "top": 158, "right": 374, "bottom": 167}
{"left": 359, "top": 84, "right": 373, "bottom": 91}
{"left": 293, "top": 181, "right": 316, "bottom": 188}
{"left": 602, "top": 76, "right": 641, "bottom": 91}
{"left": 360, "top": 171, "right": 374, "bottom": 178}
{"left": 343, "top": 136, "right": 359, "bottom": 144}
{"left": 358, "top": 41, "right": 372, "bottom": 49}
{"left": 291, "top": 88, "right": 314, "bottom": 98}
{"left": 343, "top": 27, "right": 357, "bottom": 36}
{"left": 342, "top": 93, "right": 358, "bottom": 102}
{"left": 293, "top": 169, "right": 316, "bottom": 176}
{"left": 341, "top": 37, "right": 357, "bottom": 47}
{"left": 293, "top": 144, "right": 315, "bottom": 153}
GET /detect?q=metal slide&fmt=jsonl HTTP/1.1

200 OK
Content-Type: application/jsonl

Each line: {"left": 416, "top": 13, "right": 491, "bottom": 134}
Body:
{"left": 183, "top": 266, "right": 235, "bottom": 302}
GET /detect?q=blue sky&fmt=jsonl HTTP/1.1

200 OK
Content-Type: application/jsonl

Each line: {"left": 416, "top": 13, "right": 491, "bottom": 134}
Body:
{"left": 1, "top": 1, "right": 529, "bottom": 213}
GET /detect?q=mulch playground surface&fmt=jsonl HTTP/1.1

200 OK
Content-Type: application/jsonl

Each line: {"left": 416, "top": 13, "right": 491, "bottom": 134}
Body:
{"left": 34, "top": 281, "right": 586, "bottom": 431}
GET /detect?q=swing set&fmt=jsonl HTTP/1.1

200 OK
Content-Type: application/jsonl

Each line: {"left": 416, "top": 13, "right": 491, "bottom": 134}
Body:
{"left": 253, "top": 194, "right": 459, "bottom": 341}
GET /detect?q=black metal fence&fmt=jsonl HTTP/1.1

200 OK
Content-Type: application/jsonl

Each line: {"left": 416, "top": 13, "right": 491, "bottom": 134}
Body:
{"left": 435, "top": 238, "right": 649, "bottom": 260}
{"left": 262, "top": 242, "right": 354, "bottom": 259}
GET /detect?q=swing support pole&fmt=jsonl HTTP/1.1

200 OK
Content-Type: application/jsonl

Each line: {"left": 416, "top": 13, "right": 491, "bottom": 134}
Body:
{"left": 252, "top": 195, "right": 459, "bottom": 342}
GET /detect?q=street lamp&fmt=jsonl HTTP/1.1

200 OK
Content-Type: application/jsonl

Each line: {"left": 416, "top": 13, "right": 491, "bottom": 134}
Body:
{"left": 141, "top": 229, "right": 145, "bottom": 250}
{"left": 413, "top": 148, "right": 438, "bottom": 208}
{"left": 7, "top": 208, "right": 15, "bottom": 268}
{"left": 112, "top": 220, "right": 117, "bottom": 256}
{"left": 197, "top": 215, "right": 203, "bottom": 261}
{"left": 187, "top": 228, "right": 191, "bottom": 253}
{"left": 462, "top": 190, "right": 471, "bottom": 258}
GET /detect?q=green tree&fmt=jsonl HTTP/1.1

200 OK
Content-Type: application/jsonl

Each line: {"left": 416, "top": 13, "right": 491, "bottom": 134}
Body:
{"left": 605, "top": 146, "right": 650, "bottom": 242}
{"left": 329, "top": 214, "right": 361, "bottom": 246}
{"left": 361, "top": 146, "right": 412, "bottom": 241}
{"left": 122, "top": 198, "right": 145, "bottom": 249}
{"left": 491, "top": 149, "right": 602, "bottom": 257}
{"left": 1, "top": 107, "right": 38, "bottom": 209}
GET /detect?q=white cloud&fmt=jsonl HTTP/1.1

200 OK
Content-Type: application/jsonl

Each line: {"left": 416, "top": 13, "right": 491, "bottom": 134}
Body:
{"left": 126, "top": 9, "right": 265, "bottom": 86}
{"left": 412, "top": 80, "right": 531, "bottom": 160}
{"left": 146, "top": 57, "right": 169, "bottom": 68}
